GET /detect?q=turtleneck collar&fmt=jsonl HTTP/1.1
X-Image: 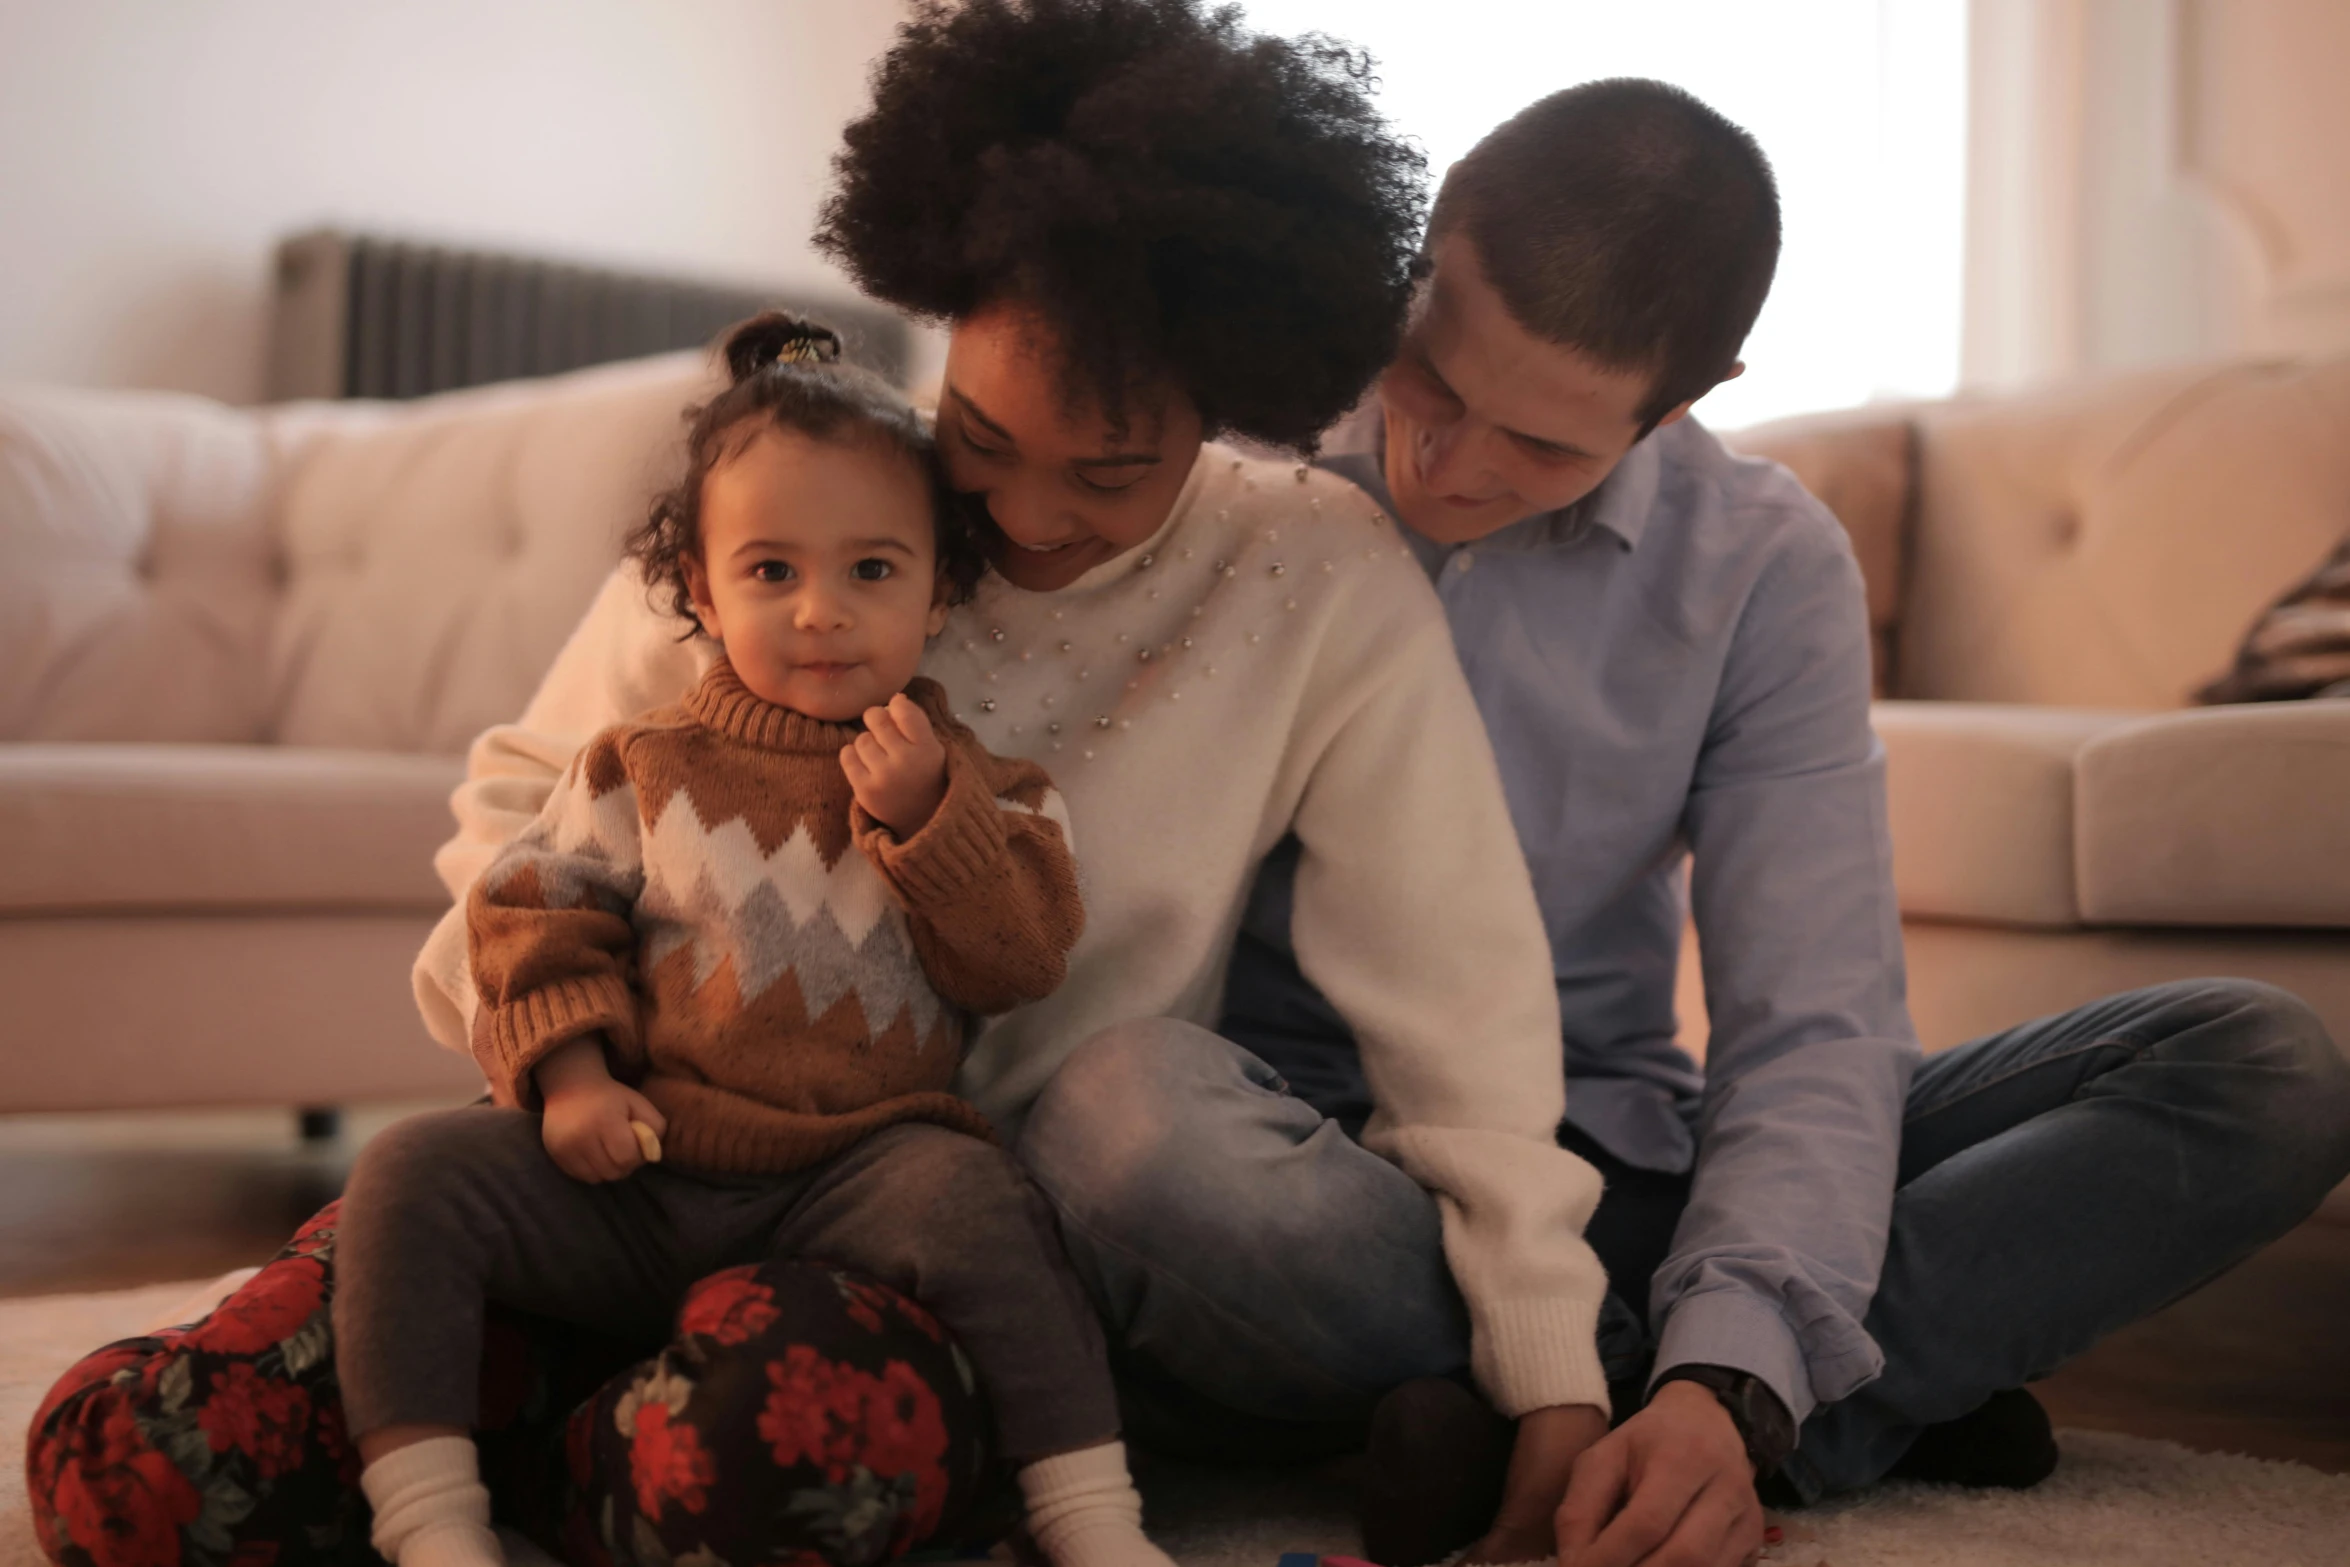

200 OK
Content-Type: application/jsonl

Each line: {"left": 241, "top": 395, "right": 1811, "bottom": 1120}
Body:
{"left": 683, "top": 658, "right": 864, "bottom": 754}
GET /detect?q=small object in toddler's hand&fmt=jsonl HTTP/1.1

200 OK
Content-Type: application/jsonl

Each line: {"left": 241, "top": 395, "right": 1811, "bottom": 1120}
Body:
{"left": 631, "top": 1121, "right": 663, "bottom": 1163}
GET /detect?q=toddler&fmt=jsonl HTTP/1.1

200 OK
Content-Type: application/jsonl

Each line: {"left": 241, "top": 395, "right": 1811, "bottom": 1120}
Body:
{"left": 333, "top": 315, "right": 1171, "bottom": 1567}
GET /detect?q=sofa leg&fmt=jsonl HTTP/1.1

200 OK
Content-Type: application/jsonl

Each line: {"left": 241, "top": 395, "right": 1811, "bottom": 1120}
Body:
{"left": 297, "top": 1107, "right": 342, "bottom": 1144}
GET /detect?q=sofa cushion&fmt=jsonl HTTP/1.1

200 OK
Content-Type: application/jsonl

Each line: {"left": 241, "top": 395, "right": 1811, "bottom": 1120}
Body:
{"left": 0, "top": 745, "right": 462, "bottom": 915}
{"left": 1873, "top": 702, "right": 2138, "bottom": 927}
{"left": 1898, "top": 356, "right": 2350, "bottom": 707}
{"left": 2076, "top": 705, "right": 2350, "bottom": 928}
{"left": 0, "top": 387, "right": 282, "bottom": 744}
{"left": 268, "top": 353, "right": 714, "bottom": 755}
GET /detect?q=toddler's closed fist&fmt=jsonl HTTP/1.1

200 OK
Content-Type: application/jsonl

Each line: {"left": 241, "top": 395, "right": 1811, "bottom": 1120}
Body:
{"left": 843, "top": 693, "right": 949, "bottom": 836}
{"left": 538, "top": 1047, "right": 667, "bottom": 1183}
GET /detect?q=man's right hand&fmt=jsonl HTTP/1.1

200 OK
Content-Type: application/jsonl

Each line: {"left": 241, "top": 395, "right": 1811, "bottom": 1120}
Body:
{"left": 1554, "top": 1379, "right": 1767, "bottom": 1567}
{"left": 536, "top": 1036, "right": 666, "bottom": 1182}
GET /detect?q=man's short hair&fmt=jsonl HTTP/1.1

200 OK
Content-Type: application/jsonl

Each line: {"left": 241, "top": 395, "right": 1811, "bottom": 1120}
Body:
{"left": 1428, "top": 79, "right": 1780, "bottom": 431}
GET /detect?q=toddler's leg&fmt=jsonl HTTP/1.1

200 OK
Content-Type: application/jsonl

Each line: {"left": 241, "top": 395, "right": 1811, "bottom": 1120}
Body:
{"left": 336, "top": 1106, "right": 684, "bottom": 1567}
{"left": 771, "top": 1124, "right": 1173, "bottom": 1567}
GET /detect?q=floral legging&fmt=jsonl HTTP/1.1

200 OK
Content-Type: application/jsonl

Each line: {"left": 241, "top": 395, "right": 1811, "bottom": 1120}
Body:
{"left": 26, "top": 1202, "right": 1004, "bottom": 1567}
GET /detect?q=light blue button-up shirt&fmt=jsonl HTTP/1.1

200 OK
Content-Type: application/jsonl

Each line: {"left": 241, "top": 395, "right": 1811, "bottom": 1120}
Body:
{"left": 1297, "top": 412, "right": 1920, "bottom": 1423}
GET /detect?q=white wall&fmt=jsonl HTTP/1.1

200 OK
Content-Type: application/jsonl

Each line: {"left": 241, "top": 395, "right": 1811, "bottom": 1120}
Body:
{"left": 1964, "top": 0, "right": 2350, "bottom": 390}
{"left": 1238, "top": 0, "right": 1970, "bottom": 429}
{"left": 0, "top": 0, "right": 911, "bottom": 405}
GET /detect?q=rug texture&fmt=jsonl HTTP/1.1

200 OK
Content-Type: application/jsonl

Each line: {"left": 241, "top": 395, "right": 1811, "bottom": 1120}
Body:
{"left": 5, "top": 1281, "right": 2347, "bottom": 1567}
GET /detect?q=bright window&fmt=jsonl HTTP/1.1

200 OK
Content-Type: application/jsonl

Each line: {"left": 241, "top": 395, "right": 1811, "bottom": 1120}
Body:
{"left": 1238, "top": 1, "right": 1968, "bottom": 428}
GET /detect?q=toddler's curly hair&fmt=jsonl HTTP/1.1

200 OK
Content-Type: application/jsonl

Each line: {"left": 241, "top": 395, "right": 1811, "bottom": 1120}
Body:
{"left": 628, "top": 312, "right": 990, "bottom": 633}
{"left": 816, "top": 0, "right": 1427, "bottom": 452}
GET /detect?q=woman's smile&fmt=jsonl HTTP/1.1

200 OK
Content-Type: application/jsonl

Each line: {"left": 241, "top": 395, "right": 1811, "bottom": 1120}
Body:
{"left": 936, "top": 301, "right": 1205, "bottom": 594}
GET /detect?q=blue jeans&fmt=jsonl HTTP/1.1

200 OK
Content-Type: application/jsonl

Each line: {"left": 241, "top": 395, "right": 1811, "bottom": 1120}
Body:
{"left": 1014, "top": 979, "right": 2350, "bottom": 1501}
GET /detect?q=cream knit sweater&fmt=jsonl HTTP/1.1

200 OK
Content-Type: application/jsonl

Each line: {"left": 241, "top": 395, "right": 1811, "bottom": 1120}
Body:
{"left": 413, "top": 444, "right": 1612, "bottom": 1416}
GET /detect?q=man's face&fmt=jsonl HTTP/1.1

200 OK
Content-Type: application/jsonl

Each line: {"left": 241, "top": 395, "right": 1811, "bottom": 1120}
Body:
{"left": 1379, "top": 231, "right": 1704, "bottom": 545}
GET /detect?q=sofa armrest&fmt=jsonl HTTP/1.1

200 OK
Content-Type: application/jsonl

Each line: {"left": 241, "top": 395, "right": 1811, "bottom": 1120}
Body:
{"left": 1725, "top": 410, "right": 1916, "bottom": 695}
{"left": 1874, "top": 701, "right": 2141, "bottom": 927}
{"left": 2077, "top": 703, "right": 2350, "bottom": 928}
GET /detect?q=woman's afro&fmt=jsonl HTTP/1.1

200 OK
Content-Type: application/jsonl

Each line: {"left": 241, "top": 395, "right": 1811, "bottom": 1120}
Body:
{"left": 817, "top": 0, "right": 1427, "bottom": 453}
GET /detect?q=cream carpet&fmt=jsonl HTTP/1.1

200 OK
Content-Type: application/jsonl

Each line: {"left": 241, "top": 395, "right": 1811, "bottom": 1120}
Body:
{"left": 5, "top": 1281, "right": 2347, "bottom": 1567}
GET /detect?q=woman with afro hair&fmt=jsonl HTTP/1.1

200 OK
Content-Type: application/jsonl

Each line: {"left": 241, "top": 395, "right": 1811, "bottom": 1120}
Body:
{"left": 33, "top": 5, "right": 1615, "bottom": 1566}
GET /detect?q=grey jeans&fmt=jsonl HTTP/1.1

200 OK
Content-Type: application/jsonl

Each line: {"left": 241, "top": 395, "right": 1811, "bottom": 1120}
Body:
{"left": 1014, "top": 978, "right": 2350, "bottom": 1501}
{"left": 334, "top": 1109, "right": 1119, "bottom": 1463}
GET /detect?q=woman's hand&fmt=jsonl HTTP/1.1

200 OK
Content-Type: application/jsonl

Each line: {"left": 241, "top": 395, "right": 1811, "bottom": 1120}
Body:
{"left": 536, "top": 1037, "right": 666, "bottom": 1183}
{"left": 844, "top": 694, "right": 950, "bottom": 837}
{"left": 1459, "top": 1403, "right": 1611, "bottom": 1565}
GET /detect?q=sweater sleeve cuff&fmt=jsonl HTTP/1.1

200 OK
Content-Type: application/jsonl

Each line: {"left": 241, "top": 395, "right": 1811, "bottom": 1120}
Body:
{"left": 479, "top": 973, "right": 637, "bottom": 1109}
{"left": 852, "top": 745, "right": 1011, "bottom": 908}
{"left": 1475, "top": 1295, "right": 1614, "bottom": 1420}
{"left": 1650, "top": 1286, "right": 1815, "bottom": 1427}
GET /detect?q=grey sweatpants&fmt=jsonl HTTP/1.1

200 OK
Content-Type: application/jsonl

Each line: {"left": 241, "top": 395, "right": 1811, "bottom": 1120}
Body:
{"left": 333, "top": 1106, "right": 1119, "bottom": 1463}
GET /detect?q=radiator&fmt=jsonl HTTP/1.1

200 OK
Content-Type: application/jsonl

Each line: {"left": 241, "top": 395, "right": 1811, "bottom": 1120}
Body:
{"left": 267, "top": 229, "right": 911, "bottom": 400}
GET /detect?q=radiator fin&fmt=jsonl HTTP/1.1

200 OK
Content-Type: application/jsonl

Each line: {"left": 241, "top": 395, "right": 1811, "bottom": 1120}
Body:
{"left": 270, "top": 230, "right": 910, "bottom": 400}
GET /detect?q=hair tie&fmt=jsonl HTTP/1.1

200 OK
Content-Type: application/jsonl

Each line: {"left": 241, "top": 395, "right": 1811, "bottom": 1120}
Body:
{"left": 772, "top": 330, "right": 841, "bottom": 367}
{"left": 724, "top": 312, "right": 844, "bottom": 383}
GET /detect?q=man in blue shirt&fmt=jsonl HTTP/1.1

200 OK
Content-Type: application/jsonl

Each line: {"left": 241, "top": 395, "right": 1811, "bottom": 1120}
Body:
{"left": 1217, "top": 80, "right": 2350, "bottom": 1567}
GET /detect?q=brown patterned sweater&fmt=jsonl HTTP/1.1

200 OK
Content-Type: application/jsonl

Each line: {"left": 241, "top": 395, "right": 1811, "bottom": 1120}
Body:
{"left": 466, "top": 659, "right": 1082, "bottom": 1174}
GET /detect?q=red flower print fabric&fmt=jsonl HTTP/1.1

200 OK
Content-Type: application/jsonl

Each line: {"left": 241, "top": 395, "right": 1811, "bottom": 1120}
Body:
{"left": 182, "top": 1261, "right": 323, "bottom": 1359}
{"left": 195, "top": 1365, "right": 312, "bottom": 1480}
{"left": 36, "top": 1395, "right": 204, "bottom": 1567}
{"left": 28, "top": 1206, "right": 369, "bottom": 1567}
{"left": 677, "top": 1267, "right": 783, "bottom": 1346}
{"left": 628, "top": 1402, "right": 716, "bottom": 1518}
{"left": 28, "top": 1214, "right": 997, "bottom": 1567}
{"left": 565, "top": 1260, "right": 993, "bottom": 1567}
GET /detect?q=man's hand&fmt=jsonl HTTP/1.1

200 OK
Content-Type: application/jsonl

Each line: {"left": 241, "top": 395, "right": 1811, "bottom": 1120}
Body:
{"left": 536, "top": 1037, "right": 667, "bottom": 1183}
{"left": 1460, "top": 1403, "right": 1609, "bottom": 1565}
{"left": 843, "top": 694, "right": 949, "bottom": 837}
{"left": 1555, "top": 1380, "right": 1766, "bottom": 1567}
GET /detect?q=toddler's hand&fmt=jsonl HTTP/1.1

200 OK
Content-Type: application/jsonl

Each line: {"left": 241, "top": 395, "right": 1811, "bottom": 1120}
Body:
{"left": 843, "top": 693, "right": 950, "bottom": 837}
{"left": 536, "top": 1037, "right": 667, "bottom": 1183}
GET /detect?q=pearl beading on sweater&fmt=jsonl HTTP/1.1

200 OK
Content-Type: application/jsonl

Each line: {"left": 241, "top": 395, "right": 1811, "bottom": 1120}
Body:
{"left": 946, "top": 460, "right": 1393, "bottom": 764}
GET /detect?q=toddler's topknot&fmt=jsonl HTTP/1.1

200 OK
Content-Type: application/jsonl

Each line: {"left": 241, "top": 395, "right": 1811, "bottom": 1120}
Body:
{"left": 723, "top": 312, "right": 844, "bottom": 381}
{"left": 629, "top": 312, "right": 990, "bottom": 634}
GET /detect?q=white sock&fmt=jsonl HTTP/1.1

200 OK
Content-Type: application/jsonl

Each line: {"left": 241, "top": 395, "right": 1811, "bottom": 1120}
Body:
{"left": 360, "top": 1436, "right": 504, "bottom": 1567}
{"left": 1017, "top": 1441, "right": 1177, "bottom": 1567}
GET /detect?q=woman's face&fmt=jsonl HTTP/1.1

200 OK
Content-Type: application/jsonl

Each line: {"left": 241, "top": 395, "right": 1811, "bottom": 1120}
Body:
{"left": 937, "top": 301, "right": 1204, "bottom": 593}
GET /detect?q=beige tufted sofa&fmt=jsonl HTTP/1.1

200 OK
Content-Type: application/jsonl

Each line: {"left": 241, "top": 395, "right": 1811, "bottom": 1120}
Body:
{"left": 1, "top": 354, "right": 719, "bottom": 1112}
{"left": 2, "top": 352, "right": 2345, "bottom": 1116}
{"left": 1713, "top": 356, "right": 2350, "bottom": 1057}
